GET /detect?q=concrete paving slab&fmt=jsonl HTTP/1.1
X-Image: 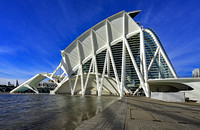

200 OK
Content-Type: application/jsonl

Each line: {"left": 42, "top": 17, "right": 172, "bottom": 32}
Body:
{"left": 75, "top": 97, "right": 200, "bottom": 130}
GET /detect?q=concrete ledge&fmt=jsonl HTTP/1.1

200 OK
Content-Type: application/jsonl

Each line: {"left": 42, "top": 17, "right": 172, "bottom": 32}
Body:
{"left": 151, "top": 92, "right": 185, "bottom": 102}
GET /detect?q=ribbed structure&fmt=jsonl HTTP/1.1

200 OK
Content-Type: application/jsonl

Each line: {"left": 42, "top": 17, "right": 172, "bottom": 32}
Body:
{"left": 10, "top": 10, "right": 177, "bottom": 97}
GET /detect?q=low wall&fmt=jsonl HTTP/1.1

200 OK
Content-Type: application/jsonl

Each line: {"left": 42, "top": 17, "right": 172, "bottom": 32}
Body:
{"left": 151, "top": 92, "right": 185, "bottom": 102}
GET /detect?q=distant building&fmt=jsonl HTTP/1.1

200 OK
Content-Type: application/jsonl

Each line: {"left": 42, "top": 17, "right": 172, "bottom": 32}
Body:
{"left": 15, "top": 80, "right": 19, "bottom": 87}
{"left": 7, "top": 81, "right": 11, "bottom": 86}
{"left": 193, "top": 68, "right": 200, "bottom": 78}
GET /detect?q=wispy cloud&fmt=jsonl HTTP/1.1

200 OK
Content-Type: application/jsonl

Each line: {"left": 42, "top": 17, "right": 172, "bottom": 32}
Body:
{"left": 168, "top": 37, "right": 200, "bottom": 60}
{"left": 173, "top": 55, "right": 199, "bottom": 67}
{"left": 0, "top": 46, "right": 15, "bottom": 54}
{"left": 0, "top": 43, "right": 30, "bottom": 55}
{"left": 140, "top": 5, "right": 154, "bottom": 25}
{"left": 0, "top": 61, "right": 41, "bottom": 77}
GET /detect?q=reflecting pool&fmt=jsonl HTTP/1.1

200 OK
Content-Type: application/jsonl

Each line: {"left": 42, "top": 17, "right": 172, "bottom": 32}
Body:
{"left": 0, "top": 94, "right": 117, "bottom": 129}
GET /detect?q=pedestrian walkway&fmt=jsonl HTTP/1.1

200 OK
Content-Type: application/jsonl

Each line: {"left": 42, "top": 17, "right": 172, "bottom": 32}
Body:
{"left": 125, "top": 97, "right": 200, "bottom": 130}
{"left": 75, "top": 97, "right": 200, "bottom": 130}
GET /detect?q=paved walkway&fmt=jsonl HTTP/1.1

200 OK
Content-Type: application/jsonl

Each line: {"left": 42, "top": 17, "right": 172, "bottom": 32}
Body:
{"left": 75, "top": 97, "right": 200, "bottom": 130}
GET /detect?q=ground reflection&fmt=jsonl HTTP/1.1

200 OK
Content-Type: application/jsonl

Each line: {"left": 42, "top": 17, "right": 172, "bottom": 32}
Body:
{"left": 0, "top": 94, "right": 117, "bottom": 130}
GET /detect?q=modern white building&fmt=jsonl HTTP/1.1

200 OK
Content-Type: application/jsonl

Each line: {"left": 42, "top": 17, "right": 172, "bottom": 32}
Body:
{"left": 193, "top": 68, "right": 200, "bottom": 78}
{"left": 10, "top": 10, "right": 200, "bottom": 102}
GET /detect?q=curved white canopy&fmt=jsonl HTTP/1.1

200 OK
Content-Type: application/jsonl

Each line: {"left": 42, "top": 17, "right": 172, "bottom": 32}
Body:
{"left": 61, "top": 11, "right": 141, "bottom": 74}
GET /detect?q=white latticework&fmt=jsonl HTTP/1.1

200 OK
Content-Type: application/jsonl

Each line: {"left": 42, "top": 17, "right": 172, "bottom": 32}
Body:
{"left": 11, "top": 10, "right": 177, "bottom": 97}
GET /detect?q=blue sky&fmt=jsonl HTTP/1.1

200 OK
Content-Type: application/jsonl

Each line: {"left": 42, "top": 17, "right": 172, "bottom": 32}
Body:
{"left": 0, "top": 0, "right": 200, "bottom": 84}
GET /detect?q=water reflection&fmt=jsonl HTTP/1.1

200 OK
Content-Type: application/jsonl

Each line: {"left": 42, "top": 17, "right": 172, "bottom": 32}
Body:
{"left": 0, "top": 94, "right": 117, "bottom": 130}
{"left": 96, "top": 96, "right": 103, "bottom": 114}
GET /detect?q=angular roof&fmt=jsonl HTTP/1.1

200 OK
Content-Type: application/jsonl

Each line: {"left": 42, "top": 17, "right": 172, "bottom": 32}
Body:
{"left": 61, "top": 10, "right": 141, "bottom": 73}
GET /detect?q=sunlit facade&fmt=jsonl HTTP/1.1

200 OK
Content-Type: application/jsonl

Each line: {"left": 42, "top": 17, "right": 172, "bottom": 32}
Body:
{"left": 11, "top": 10, "right": 178, "bottom": 97}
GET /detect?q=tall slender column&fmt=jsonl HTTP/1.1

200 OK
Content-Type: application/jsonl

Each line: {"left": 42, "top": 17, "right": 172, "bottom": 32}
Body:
{"left": 159, "top": 49, "right": 161, "bottom": 79}
{"left": 140, "top": 29, "right": 150, "bottom": 97}
{"left": 77, "top": 41, "right": 84, "bottom": 95}
{"left": 120, "top": 13, "right": 126, "bottom": 97}
{"left": 106, "top": 20, "right": 121, "bottom": 95}
{"left": 107, "top": 53, "right": 110, "bottom": 77}
{"left": 121, "top": 38, "right": 126, "bottom": 96}
{"left": 98, "top": 50, "right": 108, "bottom": 96}
{"left": 91, "top": 30, "right": 100, "bottom": 92}
{"left": 71, "top": 69, "right": 80, "bottom": 95}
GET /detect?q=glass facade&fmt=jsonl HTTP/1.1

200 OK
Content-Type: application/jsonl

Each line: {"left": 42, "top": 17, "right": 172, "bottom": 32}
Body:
{"left": 144, "top": 29, "right": 174, "bottom": 79}
{"left": 75, "top": 29, "right": 174, "bottom": 92}
{"left": 126, "top": 33, "right": 140, "bottom": 90}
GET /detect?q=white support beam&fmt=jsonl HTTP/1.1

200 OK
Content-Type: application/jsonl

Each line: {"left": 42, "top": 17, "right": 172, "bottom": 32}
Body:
{"left": 59, "top": 72, "right": 65, "bottom": 79}
{"left": 94, "top": 57, "right": 99, "bottom": 91}
{"left": 133, "top": 85, "right": 141, "bottom": 95}
{"left": 106, "top": 20, "right": 121, "bottom": 95}
{"left": 83, "top": 59, "right": 93, "bottom": 94}
{"left": 81, "top": 54, "right": 93, "bottom": 65}
{"left": 124, "top": 38, "right": 148, "bottom": 96}
{"left": 60, "top": 58, "right": 74, "bottom": 94}
{"left": 92, "top": 60, "right": 95, "bottom": 73}
{"left": 140, "top": 29, "right": 150, "bottom": 97}
{"left": 50, "top": 63, "right": 61, "bottom": 78}
{"left": 159, "top": 49, "right": 161, "bottom": 79}
{"left": 61, "top": 52, "right": 70, "bottom": 74}
{"left": 145, "top": 29, "right": 177, "bottom": 78}
{"left": 43, "top": 74, "right": 59, "bottom": 86}
{"left": 71, "top": 68, "right": 80, "bottom": 95}
{"left": 120, "top": 38, "right": 126, "bottom": 97}
{"left": 91, "top": 30, "right": 100, "bottom": 91}
{"left": 140, "top": 30, "right": 147, "bottom": 82}
{"left": 107, "top": 51, "right": 110, "bottom": 77}
{"left": 51, "top": 74, "right": 69, "bottom": 94}
{"left": 108, "top": 50, "right": 121, "bottom": 94}
{"left": 139, "top": 29, "right": 144, "bottom": 77}
{"left": 68, "top": 74, "right": 73, "bottom": 95}
{"left": 80, "top": 64, "right": 84, "bottom": 95}
{"left": 120, "top": 13, "right": 126, "bottom": 97}
{"left": 77, "top": 40, "right": 84, "bottom": 95}
{"left": 59, "top": 74, "right": 68, "bottom": 85}
{"left": 140, "top": 41, "right": 143, "bottom": 76}
{"left": 46, "top": 77, "right": 65, "bottom": 94}
{"left": 147, "top": 47, "right": 160, "bottom": 72}
{"left": 126, "top": 30, "right": 141, "bottom": 39}
{"left": 25, "top": 84, "right": 39, "bottom": 94}
{"left": 98, "top": 50, "right": 108, "bottom": 96}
